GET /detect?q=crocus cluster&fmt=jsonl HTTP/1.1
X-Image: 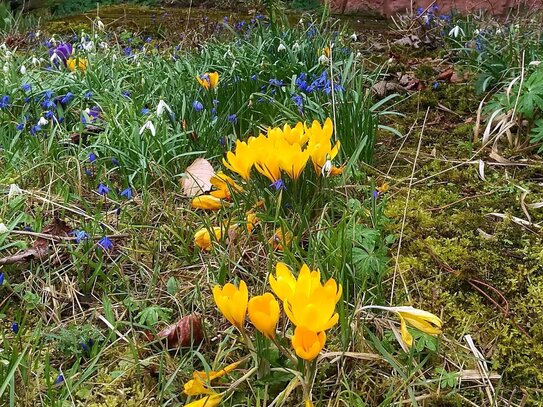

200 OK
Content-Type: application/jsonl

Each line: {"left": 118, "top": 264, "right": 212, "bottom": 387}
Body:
{"left": 213, "top": 262, "right": 342, "bottom": 361}
{"left": 223, "top": 118, "right": 343, "bottom": 183}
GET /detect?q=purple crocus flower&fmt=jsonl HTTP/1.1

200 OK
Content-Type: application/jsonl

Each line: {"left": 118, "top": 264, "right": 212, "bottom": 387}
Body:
{"left": 50, "top": 42, "right": 72, "bottom": 63}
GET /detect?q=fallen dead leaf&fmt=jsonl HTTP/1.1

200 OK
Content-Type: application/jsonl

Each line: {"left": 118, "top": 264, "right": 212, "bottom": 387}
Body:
{"left": 180, "top": 158, "right": 215, "bottom": 197}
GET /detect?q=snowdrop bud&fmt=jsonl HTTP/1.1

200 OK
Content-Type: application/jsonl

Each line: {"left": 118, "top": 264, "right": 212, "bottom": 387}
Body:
{"left": 38, "top": 117, "right": 48, "bottom": 126}
{"left": 292, "top": 42, "right": 300, "bottom": 52}
{"left": 20, "top": 65, "right": 26, "bottom": 74}
{"left": 31, "top": 57, "right": 40, "bottom": 65}
{"left": 3, "top": 63, "right": 9, "bottom": 73}
{"left": 156, "top": 99, "right": 172, "bottom": 117}
{"left": 0, "top": 223, "right": 8, "bottom": 234}
{"left": 96, "top": 18, "right": 105, "bottom": 31}
{"left": 277, "top": 43, "right": 286, "bottom": 52}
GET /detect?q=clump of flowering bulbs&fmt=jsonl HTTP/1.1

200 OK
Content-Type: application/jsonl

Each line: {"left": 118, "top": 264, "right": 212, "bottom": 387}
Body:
{"left": 212, "top": 262, "right": 342, "bottom": 405}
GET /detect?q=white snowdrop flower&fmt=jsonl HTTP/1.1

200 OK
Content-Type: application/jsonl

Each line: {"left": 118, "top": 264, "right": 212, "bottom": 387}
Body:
{"left": 529, "top": 61, "right": 541, "bottom": 67}
{"left": 31, "top": 56, "right": 40, "bottom": 66}
{"left": 50, "top": 52, "right": 62, "bottom": 65}
{"left": 111, "top": 54, "right": 117, "bottom": 61}
{"left": 3, "top": 63, "right": 9, "bottom": 73}
{"left": 0, "top": 223, "right": 8, "bottom": 234}
{"left": 139, "top": 121, "right": 156, "bottom": 136}
{"left": 20, "top": 65, "right": 26, "bottom": 74}
{"left": 277, "top": 43, "right": 286, "bottom": 52}
{"left": 82, "top": 40, "right": 94, "bottom": 52}
{"left": 38, "top": 117, "right": 48, "bottom": 126}
{"left": 449, "top": 25, "right": 464, "bottom": 38}
{"left": 156, "top": 99, "right": 172, "bottom": 117}
{"left": 321, "top": 160, "right": 333, "bottom": 177}
{"left": 350, "top": 33, "right": 358, "bottom": 41}
{"left": 35, "top": 30, "right": 41, "bottom": 38}
{"left": 474, "top": 29, "right": 480, "bottom": 35}
{"left": 99, "top": 41, "right": 109, "bottom": 49}
{"left": 8, "top": 184, "right": 22, "bottom": 199}
{"left": 292, "top": 42, "right": 300, "bottom": 52}
{"left": 318, "top": 54, "right": 329, "bottom": 65}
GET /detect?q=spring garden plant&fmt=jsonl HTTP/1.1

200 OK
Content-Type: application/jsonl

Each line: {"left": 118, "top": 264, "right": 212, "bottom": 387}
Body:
{"left": 0, "top": 4, "right": 446, "bottom": 406}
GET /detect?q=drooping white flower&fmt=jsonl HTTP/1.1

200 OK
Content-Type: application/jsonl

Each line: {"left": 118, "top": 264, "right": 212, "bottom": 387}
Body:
{"left": 99, "top": 42, "right": 109, "bottom": 49}
{"left": 96, "top": 18, "right": 105, "bottom": 31}
{"left": 38, "top": 117, "right": 49, "bottom": 126}
{"left": 139, "top": 121, "right": 156, "bottom": 136}
{"left": 0, "top": 223, "right": 8, "bottom": 234}
{"left": 8, "top": 184, "right": 22, "bottom": 199}
{"left": 82, "top": 40, "right": 94, "bottom": 52}
{"left": 292, "top": 42, "right": 300, "bottom": 52}
{"left": 156, "top": 99, "right": 172, "bottom": 117}
{"left": 350, "top": 33, "right": 358, "bottom": 41}
{"left": 529, "top": 60, "right": 541, "bottom": 67}
{"left": 318, "top": 55, "right": 329, "bottom": 65}
{"left": 321, "top": 160, "right": 333, "bottom": 177}
{"left": 50, "top": 52, "right": 62, "bottom": 65}
{"left": 448, "top": 25, "right": 465, "bottom": 38}
{"left": 20, "top": 65, "right": 26, "bottom": 74}
{"left": 3, "top": 63, "right": 9, "bottom": 73}
{"left": 277, "top": 43, "right": 286, "bottom": 52}
{"left": 31, "top": 57, "right": 41, "bottom": 66}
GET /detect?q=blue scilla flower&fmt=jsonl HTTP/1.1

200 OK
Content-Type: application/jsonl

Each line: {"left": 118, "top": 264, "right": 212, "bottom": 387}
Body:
{"left": 84, "top": 168, "right": 92, "bottom": 177}
{"left": 140, "top": 107, "right": 150, "bottom": 115}
{"left": 97, "top": 183, "right": 109, "bottom": 195}
{"left": 111, "top": 158, "right": 120, "bottom": 166}
{"left": 11, "top": 322, "right": 19, "bottom": 334}
{"left": 251, "top": 74, "right": 257, "bottom": 81}
{"left": 16, "top": 122, "right": 25, "bottom": 131}
{"left": 0, "top": 272, "right": 4, "bottom": 286}
{"left": 72, "top": 230, "right": 89, "bottom": 244}
{"left": 121, "top": 90, "right": 131, "bottom": 98}
{"left": 228, "top": 114, "right": 238, "bottom": 124}
{"left": 292, "top": 94, "right": 303, "bottom": 108}
{"left": 89, "top": 152, "right": 97, "bottom": 163}
{"left": 268, "top": 78, "right": 283, "bottom": 87}
{"left": 193, "top": 100, "right": 204, "bottom": 112}
{"left": 270, "top": 179, "right": 286, "bottom": 191}
{"left": 84, "top": 91, "right": 93, "bottom": 100}
{"left": 21, "top": 83, "right": 31, "bottom": 92}
{"left": 24, "top": 96, "right": 31, "bottom": 104}
{"left": 55, "top": 374, "right": 64, "bottom": 384}
{"left": 45, "top": 110, "right": 55, "bottom": 119}
{"left": 123, "top": 47, "right": 132, "bottom": 57}
{"left": 41, "top": 99, "right": 56, "bottom": 110}
{"left": 0, "top": 95, "right": 10, "bottom": 109}
{"left": 98, "top": 236, "right": 113, "bottom": 250}
{"left": 60, "top": 92, "right": 74, "bottom": 105}
{"left": 120, "top": 187, "right": 132, "bottom": 200}
{"left": 30, "top": 125, "right": 41, "bottom": 135}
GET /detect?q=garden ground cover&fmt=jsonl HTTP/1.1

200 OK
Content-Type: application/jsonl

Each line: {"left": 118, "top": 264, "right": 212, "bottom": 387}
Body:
{"left": 0, "top": 4, "right": 542, "bottom": 406}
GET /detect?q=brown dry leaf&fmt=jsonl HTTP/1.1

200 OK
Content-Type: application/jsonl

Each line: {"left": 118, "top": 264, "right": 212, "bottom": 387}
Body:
{"left": 156, "top": 314, "right": 204, "bottom": 348}
{"left": 437, "top": 68, "right": 454, "bottom": 81}
{"left": 0, "top": 218, "right": 72, "bottom": 265}
{"left": 180, "top": 158, "right": 215, "bottom": 197}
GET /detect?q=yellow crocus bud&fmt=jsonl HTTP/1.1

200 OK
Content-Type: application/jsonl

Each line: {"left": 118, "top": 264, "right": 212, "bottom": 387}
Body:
{"left": 194, "top": 226, "right": 222, "bottom": 251}
{"left": 213, "top": 281, "right": 248, "bottom": 331}
{"left": 191, "top": 195, "right": 226, "bottom": 210}
{"left": 248, "top": 293, "right": 280, "bottom": 339}
{"left": 291, "top": 326, "right": 326, "bottom": 361}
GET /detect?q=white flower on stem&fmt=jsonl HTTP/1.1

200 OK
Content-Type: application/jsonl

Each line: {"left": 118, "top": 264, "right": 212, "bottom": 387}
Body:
{"left": 318, "top": 54, "right": 329, "bottom": 65}
{"left": 529, "top": 60, "right": 541, "bottom": 67}
{"left": 20, "top": 65, "right": 26, "bottom": 74}
{"left": 448, "top": 25, "right": 464, "bottom": 38}
{"left": 8, "top": 184, "right": 22, "bottom": 199}
{"left": 38, "top": 117, "right": 48, "bottom": 126}
{"left": 31, "top": 57, "right": 41, "bottom": 66}
{"left": 0, "top": 223, "right": 8, "bottom": 234}
{"left": 96, "top": 18, "right": 105, "bottom": 31}
{"left": 82, "top": 40, "right": 94, "bottom": 52}
{"left": 99, "top": 42, "right": 109, "bottom": 49}
{"left": 321, "top": 160, "right": 333, "bottom": 177}
{"left": 277, "top": 43, "right": 286, "bottom": 52}
{"left": 156, "top": 99, "right": 172, "bottom": 117}
{"left": 139, "top": 121, "right": 156, "bottom": 136}
{"left": 3, "top": 63, "right": 9, "bottom": 73}
{"left": 292, "top": 42, "right": 300, "bottom": 52}
{"left": 350, "top": 33, "right": 358, "bottom": 41}
{"left": 50, "top": 52, "right": 62, "bottom": 65}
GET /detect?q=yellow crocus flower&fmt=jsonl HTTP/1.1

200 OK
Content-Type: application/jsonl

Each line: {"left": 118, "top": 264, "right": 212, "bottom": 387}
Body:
{"left": 209, "top": 171, "right": 243, "bottom": 199}
{"left": 306, "top": 118, "right": 341, "bottom": 174}
{"left": 281, "top": 122, "right": 308, "bottom": 146}
{"left": 284, "top": 267, "right": 342, "bottom": 332}
{"left": 248, "top": 293, "right": 280, "bottom": 339}
{"left": 268, "top": 228, "right": 293, "bottom": 251}
{"left": 393, "top": 306, "right": 442, "bottom": 348}
{"left": 194, "top": 226, "right": 223, "bottom": 251}
{"left": 184, "top": 361, "right": 241, "bottom": 396}
{"left": 196, "top": 72, "right": 219, "bottom": 90}
{"left": 223, "top": 140, "right": 255, "bottom": 180}
{"left": 213, "top": 280, "right": 248, "bottom": 331}
{"left": 66, "top": 57, "right": 88, "bottom": 72}
{"left": 278, "top": 142, "right": 310, "bottom": 180}
{"left": 269, "top": 262, "right": 297, "bottom": 302}
{"left": 191, "top": 195, "right": 227, "bottom": 210}
{"left": 291, "top": 326, "right": 326, "bottom": 361}
{"left": 245, "top": 211, "right": 259, "bottom": 234}
{"left": 184, "top": 393, "right": 223, "bottom": 407}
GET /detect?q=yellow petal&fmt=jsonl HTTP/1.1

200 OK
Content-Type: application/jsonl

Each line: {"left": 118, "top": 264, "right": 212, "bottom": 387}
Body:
{"left": 184, "top": 393, "right": 223, "bottom": 407}
{"left": 399, "top": 316, "right": 413, "bottom": 348}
